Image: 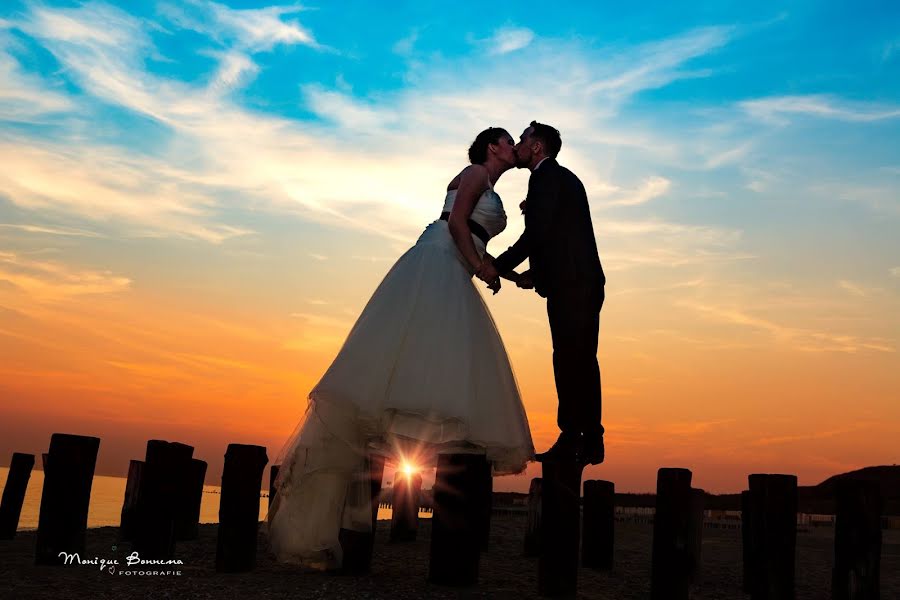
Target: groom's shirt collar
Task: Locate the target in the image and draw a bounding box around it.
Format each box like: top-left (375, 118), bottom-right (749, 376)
top-left (532, 157), bottom-right (549, 172)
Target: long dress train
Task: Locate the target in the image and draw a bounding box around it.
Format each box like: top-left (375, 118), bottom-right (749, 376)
top-left (267, 183), bottom-right (534, 568)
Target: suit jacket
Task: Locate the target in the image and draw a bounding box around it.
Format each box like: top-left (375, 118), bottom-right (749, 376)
top-left (493, 158), bottom-right (605, 298)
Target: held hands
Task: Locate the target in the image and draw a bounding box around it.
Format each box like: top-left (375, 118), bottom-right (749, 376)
top-left (475, 257), bottom-right (501, 295)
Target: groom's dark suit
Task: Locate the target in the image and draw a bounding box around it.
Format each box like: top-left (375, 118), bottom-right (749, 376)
top-left (492, 158), bottom-right (605, 440)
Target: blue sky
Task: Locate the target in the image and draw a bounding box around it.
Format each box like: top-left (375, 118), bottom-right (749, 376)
top-left (1, 1), bottom-right (899, 490)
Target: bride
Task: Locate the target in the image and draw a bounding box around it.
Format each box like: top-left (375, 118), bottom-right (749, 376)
top-left (267, 127), bottom-right (535, 569)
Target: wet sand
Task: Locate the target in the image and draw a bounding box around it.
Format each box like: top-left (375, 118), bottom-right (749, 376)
top-left (1, 515), bottom-right (897, 599)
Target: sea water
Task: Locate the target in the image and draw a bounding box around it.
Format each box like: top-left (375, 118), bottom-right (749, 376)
top-left (0, 467), bottom-right (425, 530)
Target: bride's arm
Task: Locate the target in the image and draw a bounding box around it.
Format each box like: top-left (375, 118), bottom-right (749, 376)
top-left (447, 165), bottom-right (491, 273)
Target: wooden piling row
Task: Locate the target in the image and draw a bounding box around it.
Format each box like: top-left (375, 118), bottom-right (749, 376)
top-left (0, 452), bottom-right (35, 539)
top-left (34, 434), bottom-right (101, 565)
top-left (390, 470), bottom-right (422, 542)
top-left (746, 473), bottom-right (798, 600)
top-left (339, 454), bottom-right (385, 575)
top-left (582, 479), bottom-right (614, 570)
top-left (832, 480), bottom-right (881, 600)
top-left (524, 477), bottom-right (542, 557)
top-left (132, 440), bottom-right (194, 560)
top-left (4, 433), bottom-right (886, 596)
top-left (538, 459), bottom-right (585, 597)
top-left (215, 443), bottom-right (268, 573)
top-left (428, 453), bottom-right (489, 586)
top-left (650, 467), bottom-right (693, 600)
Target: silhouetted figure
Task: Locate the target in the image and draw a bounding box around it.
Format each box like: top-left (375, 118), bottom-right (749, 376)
top-left (484, 121), bottom-right (606, 464)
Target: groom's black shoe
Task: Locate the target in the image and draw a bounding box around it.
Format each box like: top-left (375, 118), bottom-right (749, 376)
top-left (580, 433), bottom-right (605, 465)
top-left (534, 431), bottom-right (581, 463)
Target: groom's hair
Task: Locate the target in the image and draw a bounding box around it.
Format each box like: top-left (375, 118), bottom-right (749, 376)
top-left (529, 121), bottom-right (561, 159)
top-left (468, 127), bottom-right (509, 164)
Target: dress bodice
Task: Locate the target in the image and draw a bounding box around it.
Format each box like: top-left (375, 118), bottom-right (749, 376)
top-left (441, 188), bottom-right (507, 241)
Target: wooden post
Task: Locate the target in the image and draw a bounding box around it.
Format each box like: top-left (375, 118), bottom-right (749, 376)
top-left (687, 487), bottom-right (705, 584)
top-left (524, 477), bottom-right (542, 557)
top-left (339, 453), bottom-right (386, 575)
top-left (215, 443), bottom-right (268, 573)
top-left (742, 490), bottom-right (754, 593)
top-left (118, 459), bottom-right (144, 541)
top-left (538, 459), bottom-right (585, 597)
top-left (747, 473), bottom-right (797, 600)
top-left (582, 479), bottom-right (614, 570)
top-left (34, 434), bottom-right (101, 565)
top-left (177, 458), bottom-right (206, 541)
top-left (478, 458), bottom-right (493, 552)
top-left (0, 452), bottom-right (35, 539)
top-left (650, 467), bottom-right (693, 600)
top-left (133, 440), bottom-right (193, 559)
top-left (390, 470), bottom-right (422, 542)
top-left (170, 443), bottom-right (196, 541)
top-left (268, 465), bottom-right (280, 510)
top-left (428, 453), bottom-right (486, 586)
top-left (832, 479), bottom-right (881, 600)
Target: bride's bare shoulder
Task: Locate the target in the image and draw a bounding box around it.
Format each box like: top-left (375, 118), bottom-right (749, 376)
top-left (447, 164), bottom-right (489, 192)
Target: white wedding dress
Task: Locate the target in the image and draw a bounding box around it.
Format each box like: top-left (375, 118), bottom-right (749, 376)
top-left (267, 180), bottom-right (534, 569)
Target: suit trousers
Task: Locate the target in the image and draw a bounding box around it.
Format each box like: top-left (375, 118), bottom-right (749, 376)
top-left (546, 285), bottom-right (604, 437)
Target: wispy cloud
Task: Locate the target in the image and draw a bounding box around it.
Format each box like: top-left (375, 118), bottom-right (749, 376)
top-left (0, 223), bottom-right (102, 238)
top-left (890, 267), bottom-right (900, 278)
top-left (392, 28), bottom-right (418, 56)
top-left (603, 176), bottom-right (671, 207)
top-left (741, 94), bottom-right (900, 124)
top-left (586, 26), bottom-right (733, 101)
top-left (0, 29), bottom-right (73, 121)
top-left (0, 250), bottom-right (131, 301)
top-left (487, 26), bottom-right (534, 55)
top-left (751, 427), bottom-right (858, 447)
top-left (157, 0), bottom-right (320, 52)
top-left (0, 139), bottom-right (255, 243)
top-left (683, 301), bottom-right (896, 353)
top-left (3, 2), bottom-right (745, 248)
top-left (837, 279), bottom-right (876, 297)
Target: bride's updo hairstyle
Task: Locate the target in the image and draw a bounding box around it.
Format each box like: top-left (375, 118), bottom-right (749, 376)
top-left (468, 127), bottom-right (509, 165)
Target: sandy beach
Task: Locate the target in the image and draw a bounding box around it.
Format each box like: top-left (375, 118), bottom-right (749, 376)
top-left (2, 514), bottom-right (898, 599)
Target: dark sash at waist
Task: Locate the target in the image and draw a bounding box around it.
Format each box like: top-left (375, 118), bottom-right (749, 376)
top-left (439, 212), bottom-right (489, 245)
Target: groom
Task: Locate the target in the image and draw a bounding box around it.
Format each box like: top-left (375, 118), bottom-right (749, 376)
top-left (477, 121), bottom-right (606, 465)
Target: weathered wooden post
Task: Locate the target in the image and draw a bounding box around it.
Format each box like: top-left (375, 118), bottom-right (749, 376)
top-left (650, 467), bottom-right (693, 600)
top-left (429, 453), bottom-right (487, 586)
top-left (687, 487), bottom-right (705, 584)
top-left (390, 470), bottom-right (422, 542)
top-left (582, 479), bottom-right (614, 570)
top-left (832, 479), bottom-right (881, 600)
top-left (742, 490), bottom-right (754, 592)
top-left (215, 443), bottom-right (268, 572)
top-left (747, 473), bottom-right (797, 600)
top-left (478, 459), bottom-right (493, 552)
top-left (524, 477), bottom-right (542, 556)
top-left (268, 465), bottom-right (280, 510)
top-left (34, 434), bottom-right (101, 565)
top-left (339, 454), bottom-right (386, 574)
top-left (538, 459), bottom-right (585, 597)
top-left (177, 458), bottom-right (207, 541)
top-left (0, 452), bottom-right (35, 539)
top-left (170, 444), bottom-right (198, 541)
top-left (133, 440), bottom-right (193, 559)
top-left (118, 459), bottom-right (144, 541)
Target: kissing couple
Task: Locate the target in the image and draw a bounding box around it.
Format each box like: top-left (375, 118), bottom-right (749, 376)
top-left (267, 121), bottom-right (606, 570)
